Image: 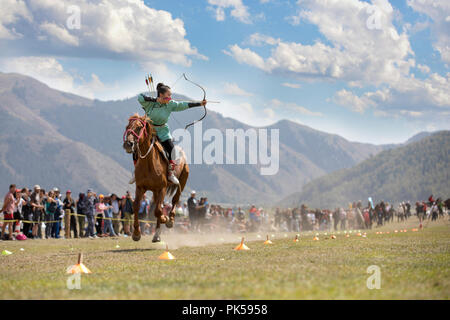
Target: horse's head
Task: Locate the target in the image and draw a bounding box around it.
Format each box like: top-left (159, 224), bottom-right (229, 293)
top-left (123, 114), bottom-right (153, 154)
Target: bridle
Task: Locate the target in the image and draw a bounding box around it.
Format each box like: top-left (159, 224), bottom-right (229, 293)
top-left (123, 117), bottom-right (155, 158)
top-left (123, 117), bottom-right (148, 143)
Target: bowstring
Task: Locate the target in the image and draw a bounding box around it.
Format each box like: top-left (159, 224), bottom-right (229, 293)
top-left (169, 74), bottom-right (187, 131)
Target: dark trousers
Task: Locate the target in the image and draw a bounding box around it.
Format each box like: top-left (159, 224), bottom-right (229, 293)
top-left (334, 218), bottom-right (339, 231)
top-left (161, 139), bottom-right (174, 161)
top-left (95, 214), bottom-right (103, 235)
top-left (23, 214), bottom-right (32, 236)
top-left (70, 215), bottom-right (78, 237)
top-left (78, 215), bottom-right (85, 237)
top-left (52, 219), bottom-right (61, 238)
top-left (190, 213), bottom-right (198, 230)
top-left (86, 215), bottom-right (95, 237)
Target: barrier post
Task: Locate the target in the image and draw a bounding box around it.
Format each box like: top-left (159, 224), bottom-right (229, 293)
top-left (65, 210), bottom-right (71, 238)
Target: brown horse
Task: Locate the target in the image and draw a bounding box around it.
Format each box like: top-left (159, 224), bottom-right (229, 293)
top-left (122, 114), bottom-right (189, 242)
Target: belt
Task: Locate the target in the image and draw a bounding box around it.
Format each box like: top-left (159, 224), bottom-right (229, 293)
top-left (147, 120), bottom-right (166, 127)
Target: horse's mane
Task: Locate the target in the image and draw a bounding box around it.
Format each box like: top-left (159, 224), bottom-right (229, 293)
top-left (128, 113), bottom-right (150, 123)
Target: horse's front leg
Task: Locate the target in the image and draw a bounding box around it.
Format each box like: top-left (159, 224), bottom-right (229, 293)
top-left (132, 187), bottom-right (145, 241)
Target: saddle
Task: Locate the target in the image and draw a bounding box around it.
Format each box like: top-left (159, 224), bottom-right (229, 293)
top-left (153, 137), bottom-right (184, 168)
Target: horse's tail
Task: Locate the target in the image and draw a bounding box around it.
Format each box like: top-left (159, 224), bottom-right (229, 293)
top-left (167, 184), bottom-right (179, 198)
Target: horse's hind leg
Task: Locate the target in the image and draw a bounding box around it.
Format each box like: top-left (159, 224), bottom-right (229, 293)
top-left (167, 164), bottom-right (189, 229)
top-left (153, 220), bottom-right (162, 243)
top-left (152, 189), bottom-right (166, 243)
top-left (132, 187), bottom-right (145, 241)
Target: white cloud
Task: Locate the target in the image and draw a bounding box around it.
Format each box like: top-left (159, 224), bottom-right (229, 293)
top-left (286, 13), bottom-right (301, 26)
top-left (239, 102), bottom-right (253, 114)
top-left (246, 33), bottom-right (280, 46)
top-left (40, 22), bottom-right (79, 46)
top-left (270, 98), bottom-right (322, 116)
top-left (207, 0), bottom-right (251, 24)
top-left (225, 0), bottom-right (450, 121)
top-left (223, 82), bottom-right (253, 96)
top-left (399, 110), bottom-right (423, 117)
top-left (334, 72), bottom-right (450, 117)
top-left (0, 0), bottom-right (205, 67)
top-left (333, 89), bottom-right (374, 113)
top-left (223, 44), bottom-right (266, 69)
top-left (407, 0), bottom-right (450, 63)
top-left (0, 0), bottom-right (32, 39)
top-left (281, 82), bottom-right (301, 89)
top-left (226, 1), bottom-right (414, 87)
top-left (417, 64), bottom-right (430, 74)
top-left (263, 108), bottom-right (275, 119)
top-left (0, 56), bottom-right (114, 99)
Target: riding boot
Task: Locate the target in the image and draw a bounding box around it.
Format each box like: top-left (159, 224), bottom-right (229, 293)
top-left (129, 170), bottom-right (135, 184)
top-left (168, 160), bottom-right (179, 185)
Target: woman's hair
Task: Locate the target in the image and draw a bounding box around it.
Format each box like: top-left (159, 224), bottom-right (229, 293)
top-left (157, 83), bottom-right (171, 97)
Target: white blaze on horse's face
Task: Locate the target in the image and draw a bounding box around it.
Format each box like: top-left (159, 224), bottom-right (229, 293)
top-left (123, 127), bottom-right (138, 153)
top-left (128, 133), bottom-right (136, 153)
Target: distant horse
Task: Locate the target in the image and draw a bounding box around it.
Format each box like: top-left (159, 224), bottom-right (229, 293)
top-left (122, 114), bottom-right (189, 242)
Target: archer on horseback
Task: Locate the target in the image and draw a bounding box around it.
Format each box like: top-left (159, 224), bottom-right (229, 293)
top-left (129, 82), bottom-right (207, 185)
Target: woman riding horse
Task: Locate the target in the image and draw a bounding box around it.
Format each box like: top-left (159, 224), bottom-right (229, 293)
top-left (129, 83), bottom-right (207, 184)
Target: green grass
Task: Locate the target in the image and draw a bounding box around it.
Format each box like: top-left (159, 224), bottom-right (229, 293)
top-left (1, 217), bottom-right (449, 299)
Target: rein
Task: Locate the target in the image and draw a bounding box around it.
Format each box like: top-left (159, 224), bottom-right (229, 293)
top-left (138, 136), bottom-right (156, 159)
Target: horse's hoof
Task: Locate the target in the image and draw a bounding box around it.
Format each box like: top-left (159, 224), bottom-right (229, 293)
top-left (132, 232), bottom-right (141, 242)
top-left (166, 220), bottom-right (173, 228)
top-left (159, 215), bottom-right (167, 223)
top-left (152, 236), bottom-right (161, 243)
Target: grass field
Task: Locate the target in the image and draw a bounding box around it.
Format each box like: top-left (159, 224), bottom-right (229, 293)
top-left (1, 217), bottom-right (449, 299)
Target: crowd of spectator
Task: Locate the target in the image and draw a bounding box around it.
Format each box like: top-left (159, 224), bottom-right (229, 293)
top-left (1, 183), bottom-right (448, 241)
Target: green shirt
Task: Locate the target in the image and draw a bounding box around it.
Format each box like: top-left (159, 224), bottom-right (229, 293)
top-left (138, 94), bottom-right (189, 142)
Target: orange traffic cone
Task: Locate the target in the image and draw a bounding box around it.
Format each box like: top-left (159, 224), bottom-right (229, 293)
top-left (331, 235), bottom-right (336, 239)
top-left (66, 253), bottom-right (92, 274)
top-left (313, 236), bottom-right (319, 241)
top-left (264, 235), bottom-right (272, 245)
top-left (158, 245), bottom-right (176, 260)
top-left (234, 237), bottom-right (250, 250)
top-left (293, 235), bottom-right (299, 242)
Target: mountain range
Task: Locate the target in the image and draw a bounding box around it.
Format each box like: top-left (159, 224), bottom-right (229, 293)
top-left (0, 72), bottom-right (437, 205)
top-left (278, 131), bottom-right (450, 208)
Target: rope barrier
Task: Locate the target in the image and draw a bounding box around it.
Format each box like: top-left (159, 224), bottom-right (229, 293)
top-left (0, 212), bottom-right (157, 224)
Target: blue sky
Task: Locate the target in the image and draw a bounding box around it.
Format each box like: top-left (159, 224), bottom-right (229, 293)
top-left (0, 0), bottom-right (449, 144)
